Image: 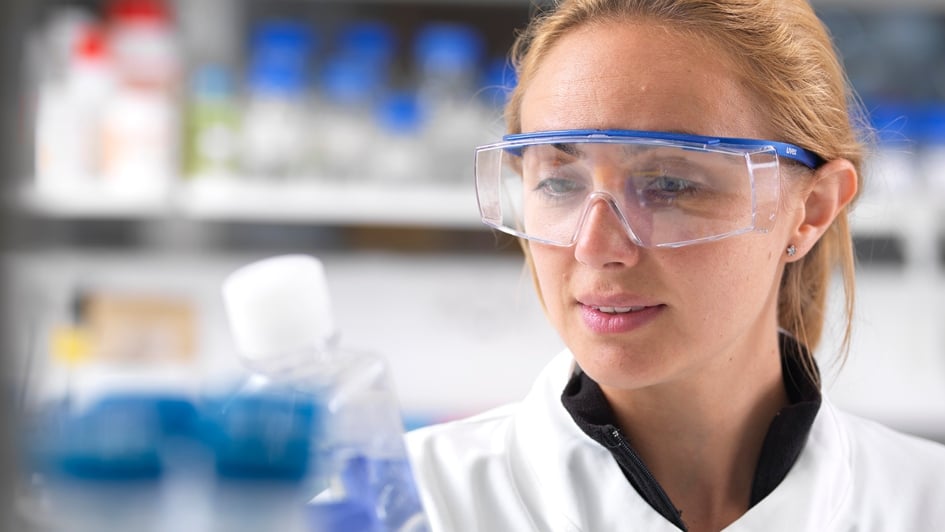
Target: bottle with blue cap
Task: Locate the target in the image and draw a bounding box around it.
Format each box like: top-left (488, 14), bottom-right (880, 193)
top-left (909, 101), bottom-right (945, 272)
top-left (336, 20), bottom-right (397, 77)
top-left (412, 22), bottom-right (488, 183)
top-left (221, 255), bottom-right (430, 532)
top-left (309, 20), bottom-right (396, 182)
top-left (369, 90), bottom-right (430, 184)
top-left (916, 101), bottom-right (945, 196)
top-left (312, 57), bottom-right (382, 181)
top-left (864, 100), bottom-right (918, 200)
top-left (240, 20), bottom-right (316, 179)
top-left (478, 57), bottom-right (517, 140)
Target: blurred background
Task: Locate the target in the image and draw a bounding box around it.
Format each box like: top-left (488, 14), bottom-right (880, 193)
top-left (1, 0), bottom-right (945, 529)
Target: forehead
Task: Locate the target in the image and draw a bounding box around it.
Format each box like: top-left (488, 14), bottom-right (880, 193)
top-left (522, 142), bottom-right (709, 160)
top-left (519, 20), bottom-right (766, 139)
top-left (518, 142), bottom-right (747, 176)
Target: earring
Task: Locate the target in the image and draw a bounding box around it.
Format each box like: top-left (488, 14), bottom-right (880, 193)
top-left (786, 244), bottom-right (797, 257)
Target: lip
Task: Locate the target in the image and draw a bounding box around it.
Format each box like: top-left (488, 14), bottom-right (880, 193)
top-left (577, 296), bottom-right (665, 334)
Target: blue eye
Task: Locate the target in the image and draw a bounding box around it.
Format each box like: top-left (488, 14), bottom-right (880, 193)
top-left (636, 175), bottom-right (701, 205)
top-left (534, 177), bottom-right (586, 197)
top-left (649, 176), bottom-right (694, 194)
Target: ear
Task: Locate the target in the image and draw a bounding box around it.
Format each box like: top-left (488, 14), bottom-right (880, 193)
top-left (788, 158), bottom-right (858, 260)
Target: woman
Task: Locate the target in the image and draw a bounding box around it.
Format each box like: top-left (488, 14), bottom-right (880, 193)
top-left (406, 1), bottom-right (945, 530)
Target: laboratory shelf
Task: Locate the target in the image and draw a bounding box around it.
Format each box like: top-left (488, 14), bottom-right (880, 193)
top-left (16, 179), bottom-right (484, 228)
top-left (179, 179), bottom-right (481, 227)
top-left (17, 184), bottom-right (170, 219)
top-left (19, 178), bottom-right (943, 232)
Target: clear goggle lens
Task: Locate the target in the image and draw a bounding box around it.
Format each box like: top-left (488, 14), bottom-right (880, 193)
top-left (474, 131), bottom-right (804, 248)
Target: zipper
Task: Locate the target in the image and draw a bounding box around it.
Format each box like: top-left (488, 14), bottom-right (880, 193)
top-left (605, 425), bottom-right (687, 530)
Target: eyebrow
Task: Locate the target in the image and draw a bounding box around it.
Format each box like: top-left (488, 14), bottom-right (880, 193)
top-left (551, 142), bottom-right (581, 157)
top-left (661, 128), bottom-right (706, 137)
top-left (549, 142), bottom-right (681, 162)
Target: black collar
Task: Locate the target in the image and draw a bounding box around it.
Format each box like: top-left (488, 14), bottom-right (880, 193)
top-left (560, 333), bottom-right (821, 531)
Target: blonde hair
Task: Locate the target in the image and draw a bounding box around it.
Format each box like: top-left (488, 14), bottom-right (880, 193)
top-left (505, 0), bottom-right (867, 383)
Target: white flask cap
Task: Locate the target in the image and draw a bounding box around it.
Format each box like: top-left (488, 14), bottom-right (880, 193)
top-left (222, 254), bottom-right (335, 361)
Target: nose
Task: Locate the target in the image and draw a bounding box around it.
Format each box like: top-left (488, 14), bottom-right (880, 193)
top-left (573, 195), bottom-right (642, 269)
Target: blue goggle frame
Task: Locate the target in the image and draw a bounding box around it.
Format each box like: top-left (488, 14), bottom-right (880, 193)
top-left (496, 129), bottom-right (824, 169)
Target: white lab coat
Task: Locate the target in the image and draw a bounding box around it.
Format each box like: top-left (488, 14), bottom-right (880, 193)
top-left (406, 349), bottom-right (945, 531)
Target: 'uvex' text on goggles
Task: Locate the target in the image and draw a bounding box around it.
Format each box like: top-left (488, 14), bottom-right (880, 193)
top-left (474, 129), bottom-right (824, 248)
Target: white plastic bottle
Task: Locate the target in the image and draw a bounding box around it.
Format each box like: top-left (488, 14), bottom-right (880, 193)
top-left (34, 23), bottom-right (115, 194)
top-left (100, 0), bottom-right (181, 198)
top-left (221, 255), bottom-right (430, 532)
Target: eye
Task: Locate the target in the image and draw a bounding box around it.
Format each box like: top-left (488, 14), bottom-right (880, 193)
top-left (634, 174), bottom-right (702, 205)
top-left (647, 176), bottom-right (696, 195)
top-left (534, 177), bottom-right (587, 197)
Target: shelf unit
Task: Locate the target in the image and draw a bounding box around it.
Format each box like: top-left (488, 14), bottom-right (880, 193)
top-left (15, 0), bottom-right (945, 241)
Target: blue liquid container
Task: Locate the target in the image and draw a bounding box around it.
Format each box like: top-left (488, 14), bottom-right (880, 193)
top-left (199, 380), bottom-right (318, 532)
top-left (222, 255), bottom-right (430, 532)
top-left (21, 393), bottom-right (199, 531)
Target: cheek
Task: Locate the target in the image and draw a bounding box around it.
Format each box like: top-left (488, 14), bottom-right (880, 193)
top-left (671, 238), bottom-right (783, 326)
top-left (529, 245), bottom-right (572, 324)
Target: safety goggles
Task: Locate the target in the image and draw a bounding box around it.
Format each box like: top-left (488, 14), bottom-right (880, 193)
top-left (474, 129), bottom-right (823, 248)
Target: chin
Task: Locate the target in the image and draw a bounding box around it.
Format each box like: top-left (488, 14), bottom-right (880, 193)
top-left (571, 338), bottom-right (677, 390)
